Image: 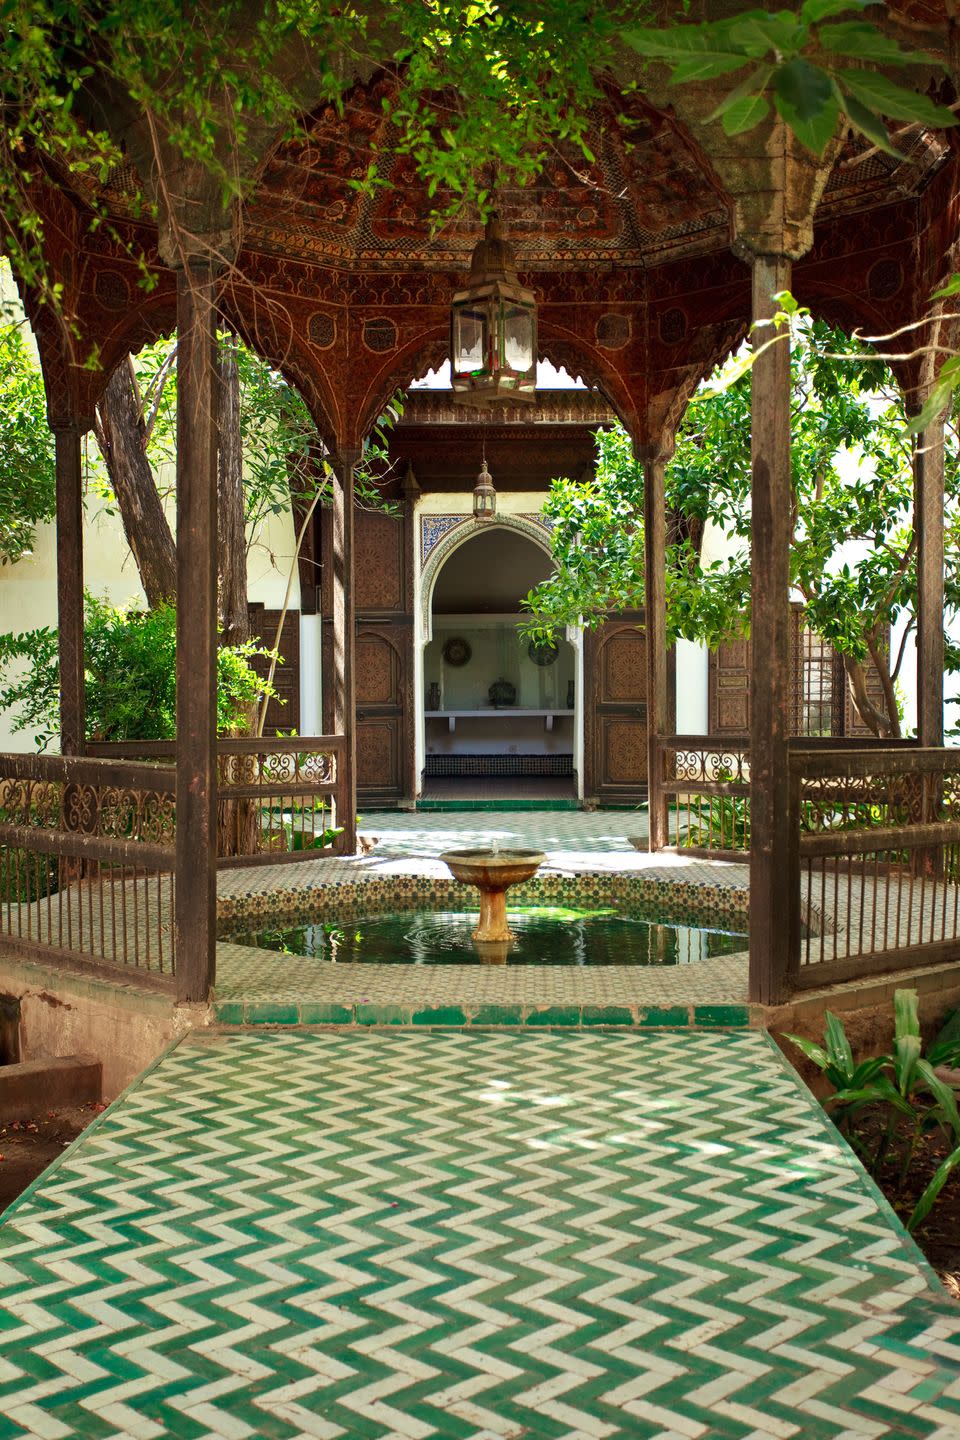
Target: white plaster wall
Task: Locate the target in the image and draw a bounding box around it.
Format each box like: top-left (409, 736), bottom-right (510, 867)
top-left (675, 639), bottom-right (709, 735)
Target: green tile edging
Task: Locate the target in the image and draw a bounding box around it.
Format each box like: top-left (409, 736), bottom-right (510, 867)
top-left (213, 997), bottom-right (752, 1029)
top-left (760, 1030), bottom-right (949, 1295)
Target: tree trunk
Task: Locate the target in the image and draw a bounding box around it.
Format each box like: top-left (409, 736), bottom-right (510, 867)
top-left (218, 340), bottom-right (249, 645)
top-left (843, 653), bottom-right (901, 738)
top-left (96, 358), bottom-right (177, 608)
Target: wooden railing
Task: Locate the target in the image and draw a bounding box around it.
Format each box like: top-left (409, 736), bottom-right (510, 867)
top-left (788, 747), bottom-right (960, 990)
top-left (88, 736), bottom-right (349, 864)
top-left (0, 753), bottom-right (176, 984)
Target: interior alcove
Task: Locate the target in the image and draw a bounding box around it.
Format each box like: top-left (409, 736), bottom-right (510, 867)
top-left (421, 526), bottom-right (577, 797)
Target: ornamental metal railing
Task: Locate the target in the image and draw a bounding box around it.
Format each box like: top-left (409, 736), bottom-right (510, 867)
top-left (787, 746), bottom-right (960, 990)
top-left (0, 753), bottom-right (176, 983)
top-left (88, 736), bottom-right (348, 864)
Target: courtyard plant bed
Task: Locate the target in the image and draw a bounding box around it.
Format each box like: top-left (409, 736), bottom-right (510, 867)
top-left (0, 1103), bottom-right (103, 1214)
top-left (786, 991), bottom-right (960, 1302)
top-left (857, 1108), bottom-right (960, 1301)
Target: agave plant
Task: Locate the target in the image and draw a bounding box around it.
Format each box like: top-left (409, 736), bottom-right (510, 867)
top-left (784, 990), bottom-right (960, 1232)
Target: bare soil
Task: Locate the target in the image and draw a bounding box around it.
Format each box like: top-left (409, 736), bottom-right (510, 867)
top-left (0, 1104), bottom-right (104, 1214)
top-left (848, 1110), bottom-right (960, 1303)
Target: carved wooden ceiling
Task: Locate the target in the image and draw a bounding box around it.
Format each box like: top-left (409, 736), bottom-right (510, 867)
top-left (62, 75), bottom-right (951, 275)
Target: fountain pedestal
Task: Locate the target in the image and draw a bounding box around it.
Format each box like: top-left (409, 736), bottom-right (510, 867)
top-left (439, 849), bottom-right (546, 945)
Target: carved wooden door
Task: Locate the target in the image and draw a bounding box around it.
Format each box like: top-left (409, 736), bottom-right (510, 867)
top-left (585, 616), bottom-right (648, 803)
top-left (320, 508), bottom-right (413, 807)
top-left (708, 635), bottom-right (750, 736)
top-left (355, 625), bottom-right (408, 804)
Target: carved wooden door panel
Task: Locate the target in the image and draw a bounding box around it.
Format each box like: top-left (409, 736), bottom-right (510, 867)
top-left (321, 505), bottom-right (414, 807)
top-left (355, 626), bottom-right (408, 805)
top-left (708, 635), bottom-right (750, 736)
top-left (585, 616), bottom-right (648, 803)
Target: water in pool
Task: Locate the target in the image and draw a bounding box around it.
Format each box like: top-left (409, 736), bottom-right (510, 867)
top-left (222, 905), bottom-right (748, 967)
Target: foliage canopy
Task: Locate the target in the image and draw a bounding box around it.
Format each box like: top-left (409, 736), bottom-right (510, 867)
top-left (523, 320), bottom-right (960, 737)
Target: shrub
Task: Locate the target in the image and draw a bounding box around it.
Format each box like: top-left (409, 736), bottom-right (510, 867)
top-left (0, 596), bottom-right (277, 748)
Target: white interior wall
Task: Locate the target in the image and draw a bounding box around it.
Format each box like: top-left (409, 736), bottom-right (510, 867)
top-left (675, 638), bottom-right (709, 734)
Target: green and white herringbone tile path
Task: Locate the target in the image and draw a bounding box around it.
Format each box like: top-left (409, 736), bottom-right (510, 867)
top-left (1, 1030), bottom-right (959, 1440)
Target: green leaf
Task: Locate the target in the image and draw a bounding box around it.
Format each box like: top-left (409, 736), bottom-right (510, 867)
top-left (907, 1143), bottom-right (960, 1231)
top-left (729, 13), bottom-right (804, 56)
top-left (670, 54), bottom-right (755, 84)
top-left (782, 1032), bottom-right (831, 1070)
top-left (720, 92), bottom-right (771, 135)
top-left (840, 91), bottom-right (902, 158)
top-left (824, 1010), bottom-right (855, 1079)
top-left (819, 21), bottom-right (936, 66)
top-left (621, 24), bottom-right (749, 61)
top-left (707, 64), bottom-right (775, 124)
top-left (932, 275), bottom-right (960, 301)
top-left (773, 59), bottom-right (840, 154)
top-left (775, 56), bottom-right (835, 120)
top-left (837, 70), bottom-right (960, 128)
top-left (894, 988), bottom-right (921, 1041)
top-left (916, 1058), bottom-right (960, 1138)
top-left (800, 0), bottom-right (867, 23)
top-left (904, 356), bottom-right (960, 433)
top-left (775, 87), bottom-right (840, 155)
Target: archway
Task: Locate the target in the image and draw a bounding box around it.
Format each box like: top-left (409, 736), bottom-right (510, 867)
top-left (420, 525), bottom-right (579, 802)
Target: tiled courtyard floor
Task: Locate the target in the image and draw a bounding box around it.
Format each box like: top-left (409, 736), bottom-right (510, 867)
top-left (2, 1027), bottom-right (959, 1440)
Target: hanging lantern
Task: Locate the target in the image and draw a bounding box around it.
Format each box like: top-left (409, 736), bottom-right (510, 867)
top-left (451, 213), bottom-right (537, 408)
top-left (473, 458), bottom-right (497, 521)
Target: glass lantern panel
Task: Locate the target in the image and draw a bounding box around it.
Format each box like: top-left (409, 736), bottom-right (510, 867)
top-left (452, 306), bottom-right (488, 375)
top-left (502, 304), bottom-right (534, 373)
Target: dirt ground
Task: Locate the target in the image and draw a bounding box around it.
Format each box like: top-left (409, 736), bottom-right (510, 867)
top-left (850, 1110), bottom-right (960, 1302)
top-left (0, 1104), bottom-right (103, 1213)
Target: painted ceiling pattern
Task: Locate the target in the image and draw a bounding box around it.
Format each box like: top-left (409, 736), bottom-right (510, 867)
top-left (62, 75), bottom-right (949, 275)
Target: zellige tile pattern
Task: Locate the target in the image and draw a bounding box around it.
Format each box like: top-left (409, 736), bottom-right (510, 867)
top-left (1, 1028), bottom-right (959, 1440)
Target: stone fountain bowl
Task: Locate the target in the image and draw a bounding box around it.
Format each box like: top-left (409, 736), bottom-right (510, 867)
top-left (440, 848), bottom-right (546, 890)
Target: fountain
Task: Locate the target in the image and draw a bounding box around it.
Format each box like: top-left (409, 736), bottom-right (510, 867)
top-left (439, 847), bottom-right (546, 948)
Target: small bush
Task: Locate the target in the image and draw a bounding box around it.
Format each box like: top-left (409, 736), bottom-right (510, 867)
top-left (0, 596), bottom-right (277, 747)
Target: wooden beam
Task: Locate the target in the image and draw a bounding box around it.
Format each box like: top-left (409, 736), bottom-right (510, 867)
top-left (643, 450), bottom-right (668, 850)
top-left (915, 414), bottom-right (945, 748)
top-left (173, 262), bottom-right (219, 1005)
top-left (54, 424), bottom-right (85, 756)
top-left (332, 449), bottom-right (359, 856)
top-left (748, 255), bottom-right (796, 1006)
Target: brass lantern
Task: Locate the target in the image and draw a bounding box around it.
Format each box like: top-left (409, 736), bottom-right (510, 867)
top-left (473, 458), bottom-right (497, 521)
top-left (451, 213), bottom-right (537, 407)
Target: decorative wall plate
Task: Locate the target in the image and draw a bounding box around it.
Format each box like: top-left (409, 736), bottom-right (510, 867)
top-left (528, 638), bottom-right (560, 667)
top-left (442, 636), bottom-right (472, 667)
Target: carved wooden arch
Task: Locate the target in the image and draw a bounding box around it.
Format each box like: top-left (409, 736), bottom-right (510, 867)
top-left (74, 282), bottom-right (341, 456)
top-left (354, 321), bottom-right (642, 446)
top-left (419, 513), bottom-right (554, 639)
top-left (353, 331), bottom-right (449, 445)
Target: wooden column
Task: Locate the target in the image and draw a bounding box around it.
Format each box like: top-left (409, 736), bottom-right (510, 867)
top-left (173, 262), bottom-right (220, 1004)
top-left (748, 254), bottom-right (795, 1005)
top-left (332, 449), bottom-right (359, 856)
top-left (642, 448), bottom-right (669, 850)
top-left (915, 413), bottom-right (945, 748)
top-left (53, 423), bottom-right (85, 756)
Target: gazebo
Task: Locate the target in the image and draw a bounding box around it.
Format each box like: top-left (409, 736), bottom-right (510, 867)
top-left (2, 4), bottom-right (958, 1009)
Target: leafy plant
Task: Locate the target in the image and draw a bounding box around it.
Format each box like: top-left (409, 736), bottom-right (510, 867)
top-left (0, 596), bottom-right (277, 748)
top-left (784, 990), bottom-right (960, 1231)
top-left (0, 277), bottom-right (55, 564)
top-left (523, 319), bottom-right (960, 739)
top-left (624, 3), bottom-right (957, 157)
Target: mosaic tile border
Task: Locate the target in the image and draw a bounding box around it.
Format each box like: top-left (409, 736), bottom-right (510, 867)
top-left (217, 870), bottom-right (750, 931)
